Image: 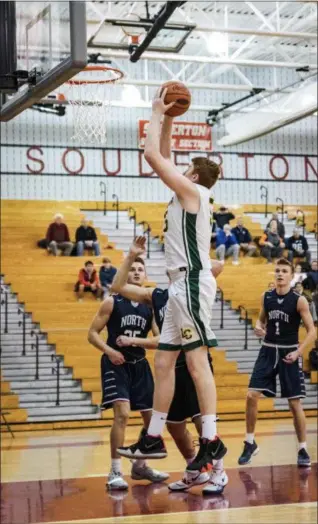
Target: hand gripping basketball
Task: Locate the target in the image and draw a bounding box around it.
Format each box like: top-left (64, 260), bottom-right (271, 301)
top-left (152, 87), bottom-right (176, 116)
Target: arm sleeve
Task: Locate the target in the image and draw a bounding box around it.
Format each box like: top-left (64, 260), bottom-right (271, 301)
top-left (64, 225), bottom-right (70, 242)
top-left (259, 233), bottom-right (267, 246)
top-left (246, 229), bottom-right (252, 243)
top-left (92, 228), bottom-right (97, 241)
top-left (46, 224), bottom-right (53, 242)
top-left (79, 269), bottom-right (90, 286)
top-left (303, 237), bottom-right (309, 251)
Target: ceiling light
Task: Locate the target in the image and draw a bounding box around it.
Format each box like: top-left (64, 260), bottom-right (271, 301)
top-left (205, 32), bottom-right (229, 56)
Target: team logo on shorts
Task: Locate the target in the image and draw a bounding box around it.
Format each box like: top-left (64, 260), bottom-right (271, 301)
top-left (181, 327), bottom-right (193, 340)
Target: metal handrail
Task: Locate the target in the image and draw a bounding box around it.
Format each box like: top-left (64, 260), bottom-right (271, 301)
top-left (112, 193), bottom-right (119, 229)
top-left (1, 287), bottom-right (8, 334)
top-left (260, 186), bottom-right (268, 218)
top-left (100, 181), bottom-right (107, 216)
top-left (238, 305), bottom-right (249, 350)
top-left (51, 355), bottom-right (63, 406)
top-left (296, 209), bottom-right (306, 237)
top-left (276, 197), bottom-right (284, 224)
top-left (216, 288), bottom-right (224, 329)
top-left (128, 207), bottom-right (137, 239)
top-left (140, 221), bottom-right (151, 259)
top-left (31, 330), bottom-right (45, 380)
top-left (18, 308), bottom-right (28, 356)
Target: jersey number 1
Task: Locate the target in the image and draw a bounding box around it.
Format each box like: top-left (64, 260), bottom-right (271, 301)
top-left (275, 322), bottom-right (280, 336)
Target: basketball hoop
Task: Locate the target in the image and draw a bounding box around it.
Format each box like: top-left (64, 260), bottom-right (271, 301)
top-left (62, 65), bottom-right (124, 144)
top-left (120, 13), bottom-right (145, 50)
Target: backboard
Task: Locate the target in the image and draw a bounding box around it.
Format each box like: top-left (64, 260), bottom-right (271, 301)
top-left (0, 1), bottom-right (87, 122)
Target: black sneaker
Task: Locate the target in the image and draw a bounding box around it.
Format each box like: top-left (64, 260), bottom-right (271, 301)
top-left (186, 437), bottom-right (227, 473)
top-left (117, 433), bottom-right (167, 459)
top-left (238, 441), bottom-right (259, 465)
top-left (297, 448), bottom-right (311, 468)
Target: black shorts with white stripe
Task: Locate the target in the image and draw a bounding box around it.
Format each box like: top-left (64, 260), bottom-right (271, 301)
top-left (100, 354), bottom-right (154, 411)
top-left (249, 344), bottom-right (306, 399)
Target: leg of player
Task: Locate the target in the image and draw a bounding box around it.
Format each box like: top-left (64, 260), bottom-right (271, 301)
top-left (238, 390), bottom-right (261, 465)
top-left (107, 401), bottom-right (130, 490)
top-left (130, 410), bottom-right (170, 483)
top-left (193, 416), bottom-right (228, 495)
top-left (167, 421), bottom-right (210, 491)
top-left (117, 350), bottom-right (180, 459)
top-left (288, 398), bottom-right (311, 467)
top-left (184, 347), bottom-right (227, 472)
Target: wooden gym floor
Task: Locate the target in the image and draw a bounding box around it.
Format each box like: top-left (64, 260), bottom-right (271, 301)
top-left (1, 418), bottom-right (317, 524)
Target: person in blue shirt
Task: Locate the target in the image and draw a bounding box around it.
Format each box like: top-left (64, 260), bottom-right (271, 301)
top-left (231, 216), bottom-right (257, 257)
top-left (99, 257), bottom-right (117, 297)
top-left (216, 224), bottom-right (240, 265)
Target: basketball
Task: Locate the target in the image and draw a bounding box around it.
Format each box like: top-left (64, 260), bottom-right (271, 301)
top-left (160, 81), bottom-right (191, 117)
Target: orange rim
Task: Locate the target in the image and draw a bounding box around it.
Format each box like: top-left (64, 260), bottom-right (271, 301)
top-left (66, 65), bottom-right (124, 85)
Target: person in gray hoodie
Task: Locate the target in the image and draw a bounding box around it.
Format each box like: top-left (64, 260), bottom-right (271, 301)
top-left (260, 221), bottom-right (285, 263)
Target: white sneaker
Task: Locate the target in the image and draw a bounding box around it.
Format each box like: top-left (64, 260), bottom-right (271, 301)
top-left (232, 260), bottom-right (240, 265)
top-left (202, 470), bottom-right (228, 495)
top-left (131, 462), bottom-right (169, 483)
top-left (106, 470), bottom-right (129, 490)
top-left (168, 470), bottom-right (209, 491)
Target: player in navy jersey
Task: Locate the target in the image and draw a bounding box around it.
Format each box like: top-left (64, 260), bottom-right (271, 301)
top-left (88, 256), bottom-right (169, 490)
top-left (238, 258), bottom-right (316, 468)
top-left (112, 237), bottom-right (228, 495)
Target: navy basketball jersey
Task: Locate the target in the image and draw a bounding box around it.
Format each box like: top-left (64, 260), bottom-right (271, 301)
top-left (107, 295), bottom-right (153, 361)
top-left (152, 287), bottom-right (186, 367)
top-left (263, 289), bottom-right (301, 346)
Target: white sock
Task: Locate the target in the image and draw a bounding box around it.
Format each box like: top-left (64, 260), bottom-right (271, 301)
top-left (298, 442), bottom-right (307, 450)
top-left (186, 456), bottom-right (195, 466)
top-left (135, 459), bottom-right (146, 468)
top-left (201, 414), bottom-right (217, 440)
top-left (111, 458), bottom-right (121, 473)
top-left (147, 410), bottom-right (167, 437)
top-left (213, 459), bottom-right (224, 472)
top-left (245, 433), bottom-right (254, 444)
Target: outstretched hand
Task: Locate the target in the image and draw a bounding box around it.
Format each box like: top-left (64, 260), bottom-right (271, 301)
top-left (152, 87), bottom-right (175, 115)
top-left (129, 236), bottom-right (146, 258)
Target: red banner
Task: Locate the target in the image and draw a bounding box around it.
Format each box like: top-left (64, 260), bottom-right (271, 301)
top-left (138, 120), bottom-right (212, 151)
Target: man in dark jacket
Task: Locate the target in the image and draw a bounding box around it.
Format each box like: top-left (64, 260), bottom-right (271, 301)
top-left (231, 216), bottom-right (257, 257)
top-left (213, 206), bottom-right (235, 230)
top-left (75, 219), bottom-right (100, 256)
top-left (46, 214), bottom-right (73, 256)
top-left (287, 228), bottom-right (311, 264)
top-left (266, 213), bottom-right (285, 239)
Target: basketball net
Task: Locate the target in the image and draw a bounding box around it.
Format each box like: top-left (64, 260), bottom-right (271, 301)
top-left (61, 65), bottom-right (124, 144)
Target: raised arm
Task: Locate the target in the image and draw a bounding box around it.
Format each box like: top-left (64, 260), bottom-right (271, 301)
top-left (160, 115), bottom-right (173, 160)
top-left (87, 297), bottom-right (125, 365)
top-left (144, 89), bottom-right (199, 211)
top-left (111, 237), bottom-right (153, 306)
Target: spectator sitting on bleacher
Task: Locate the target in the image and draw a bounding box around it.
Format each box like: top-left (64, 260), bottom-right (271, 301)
top-left (287, 228), bottom-right (311, 265)
top-left (303, 260), bottom-right (318, 292)
top-left (216, 224), bottom-right (240, 265)
top-left (231, 216), bottom-right (257, 257)
top-left (268, 282), bottom-right (275, 291)
top-left (99, 257), bottom-right (117, 298)
top-left (213, 206), bottom-right (235, 230)
top-left (75, 260), bottom-right (102, 302)
top-left (75, 219), bottom-right (100, 257)
top-left (296, 210), bottom-right (305, 228)
top-left (259, 221), bottom-right (285, 264)
top-left (290, 263), bottom-right (307, 288)
top-left (266, 213), bottom-right (285, 239)
top-left (46, 213), bottom-right (73, 256)
top-left (294, 282), bottom-right (317, 323)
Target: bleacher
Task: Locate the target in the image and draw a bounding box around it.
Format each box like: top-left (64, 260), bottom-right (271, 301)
top-left (1, 200), bottom-right (317, 431)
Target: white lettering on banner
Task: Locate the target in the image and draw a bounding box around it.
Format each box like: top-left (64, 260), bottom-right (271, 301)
top-left (138, 120), bottom-right (212, 151)
top-left (1, 145), bottom-right (317, 181)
